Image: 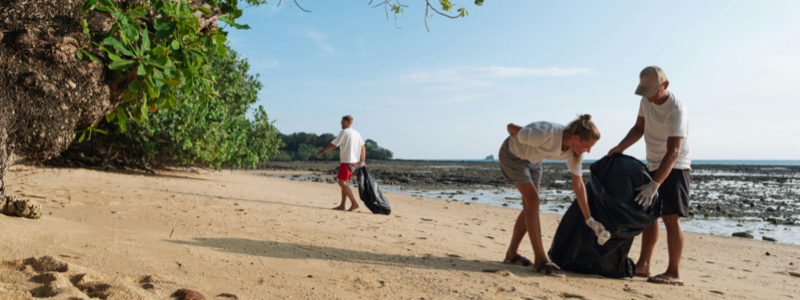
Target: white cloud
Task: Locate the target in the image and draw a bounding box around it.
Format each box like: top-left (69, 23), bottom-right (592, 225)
top-left (302, 30), bottom-right (334, 54)
top-left (399, 66), bottom-right (594, 90)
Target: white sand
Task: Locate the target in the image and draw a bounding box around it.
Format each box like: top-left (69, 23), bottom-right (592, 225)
top-left (1, 166), bottom-right (798, 299)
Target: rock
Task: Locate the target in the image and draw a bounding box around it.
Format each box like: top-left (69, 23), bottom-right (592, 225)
top-left (471, 197), bottom-right (478, 201)
top-left (176, 289), bottom-right (207, 300)
top-left (762, 236), bottom-right (777, 242)
top-left (732, 232), bottom-right (753, 238)
top-left (2, 195), bottom-right (42, 219)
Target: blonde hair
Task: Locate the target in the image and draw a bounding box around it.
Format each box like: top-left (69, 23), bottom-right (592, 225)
top-left (564, 114), bottom-right (600, 141)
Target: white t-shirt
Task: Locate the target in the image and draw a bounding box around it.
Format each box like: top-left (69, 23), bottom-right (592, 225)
top-left (508, 121), bottom-right (583, 176)
top-left (331, 128), bottom-right (365, 164)
top-left (638, 92), bottom-right (691, 171)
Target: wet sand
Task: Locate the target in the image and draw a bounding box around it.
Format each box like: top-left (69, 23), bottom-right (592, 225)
top-left (0, 165), bottom-right (799, 299)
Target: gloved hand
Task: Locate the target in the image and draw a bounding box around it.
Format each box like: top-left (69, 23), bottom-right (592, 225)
top-left (585, 216), bottom-right (607, 237)
top-left (635, 181), bottom-right (660, 208)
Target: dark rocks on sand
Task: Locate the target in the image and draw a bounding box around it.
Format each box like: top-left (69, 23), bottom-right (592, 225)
top-left (732, 232), bottom-right (754, 238)
top-left (176, 289), bottom-right (207, 300)
top-left (762, 236), bottom-right (777, 242)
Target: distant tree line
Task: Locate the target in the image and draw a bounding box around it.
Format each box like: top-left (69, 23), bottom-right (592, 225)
top-left (272, 132), bottom-right (393, 161)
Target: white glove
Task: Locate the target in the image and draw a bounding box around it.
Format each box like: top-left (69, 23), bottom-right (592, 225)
top-left (585, 217), bottom-right (607, 237)
top-left (586, 216), bottom-right (611, 245)
top-left (635, 181), bottom-right (660, 208)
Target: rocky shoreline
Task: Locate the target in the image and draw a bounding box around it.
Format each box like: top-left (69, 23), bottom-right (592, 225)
top-left (258, 160), bottom-right (800, 226)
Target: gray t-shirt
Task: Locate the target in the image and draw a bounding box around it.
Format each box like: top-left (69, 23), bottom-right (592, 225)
top-left (508, 121), bottom-right (583, 176)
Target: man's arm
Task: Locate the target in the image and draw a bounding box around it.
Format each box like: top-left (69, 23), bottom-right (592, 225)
top-left (316, 144), bottom-right (337, 158)
top-left (607, 116), bottom-right (645, 156)
top-left (359, 145), bottom-right (366, 167)
top-left (651, 136), bottom-right (682, 184)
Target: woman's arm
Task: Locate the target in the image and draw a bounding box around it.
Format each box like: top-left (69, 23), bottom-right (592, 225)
top-left (507, 123), bottom-right (522, 135)
top-left (571, 173), bottom-right (591, 220)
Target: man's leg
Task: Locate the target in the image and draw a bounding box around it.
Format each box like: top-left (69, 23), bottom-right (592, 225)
top-left (635, 219), bottom-right (660, 277)
top-left (333, 186), bottom-right (346, 210)
top-left (660, 214), bottom-right (683, 280)
top-left (338, 179), bottom-right (359, 211)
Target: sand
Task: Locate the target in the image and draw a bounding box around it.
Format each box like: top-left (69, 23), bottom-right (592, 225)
top-left (0, 166), bottom-right (798, 299)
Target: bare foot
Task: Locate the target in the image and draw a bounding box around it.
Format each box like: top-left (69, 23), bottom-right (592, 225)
top-left (634, 263), bottom-right (650, 277)
top-left (332, 205), bottom-right (345, 210)
top-left (347, 205), bottom-right (360, 212)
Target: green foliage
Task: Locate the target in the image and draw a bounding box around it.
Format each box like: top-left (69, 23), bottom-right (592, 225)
top-left (81, 45), bottom-right (281, 169)
top-left (274, 132), bottom-right (392, 161)
top-left (365, 139), bottom-right (393, 160)
top-left (78, 0), bottom-right (265, 135)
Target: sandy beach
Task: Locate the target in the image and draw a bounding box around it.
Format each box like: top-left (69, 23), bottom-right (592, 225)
top-left (1, 165), bottom-right (799, 299)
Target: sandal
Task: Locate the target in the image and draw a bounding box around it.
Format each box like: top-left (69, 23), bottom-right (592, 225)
top-left (535, 261), bottom-right (566, 277)
top-left (647, 273), bottom-right (684, 286)
top-left (502, 254), bottom-right (532, 267)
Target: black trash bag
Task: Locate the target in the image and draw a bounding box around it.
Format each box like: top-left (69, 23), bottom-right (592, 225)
top-left (548, 153), bottom-right (660, 278)
top-left (356, 166), bottom-right (391, 215)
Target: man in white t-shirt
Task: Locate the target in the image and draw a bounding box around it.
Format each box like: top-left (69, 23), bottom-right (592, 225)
top-left (608, 66), bottom-right (691, 286)
top-left (317, 115), bottom-right (366, 211)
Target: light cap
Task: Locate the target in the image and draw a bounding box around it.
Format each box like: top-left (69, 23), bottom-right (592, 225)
top-left (634, 66), bottom-right (668, 97)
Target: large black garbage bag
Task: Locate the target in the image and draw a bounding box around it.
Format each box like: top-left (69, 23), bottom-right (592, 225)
top-left (356, 166), bottom-right (391, 215)
top-left (548, 154), bottom-right (660, 278)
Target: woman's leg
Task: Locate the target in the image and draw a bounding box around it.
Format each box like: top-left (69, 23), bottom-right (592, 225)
top-left (514, 182), bottom-right (551, 266)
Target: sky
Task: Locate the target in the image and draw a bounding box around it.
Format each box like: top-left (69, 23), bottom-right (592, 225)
top-left (225, 0), bottom-right (800, 160)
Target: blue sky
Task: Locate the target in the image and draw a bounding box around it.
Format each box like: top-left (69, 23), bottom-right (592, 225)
top-left (226, 1), bottom-right (800, 160)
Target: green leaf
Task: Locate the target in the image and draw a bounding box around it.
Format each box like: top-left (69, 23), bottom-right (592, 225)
top-left (76, 51), bottom-right (83, 60)
top-left (218, 16), bottom-right (251, 30)
top-left (117, 108), bottom-right (128, 132)
top-left (109, 59), bottom-right (136, 70)
top-left (140, 101), bottom-right (148, 117)
top-left (156, 78), bottom-right (181, 86)
top-left (94, 5), bottom-right (111, 12)
top-left (96, 44), bottom-right (122, 61)
top-left (78, 131), bottom-right (86, 142)
top-left (198, 7), bottom-right (212, 14)
top-left (120, 18), bottom-right (138, 42)
top-left (103, 37), bottom-right (134, 57)
top-left (90, 128), bottom-right (108, 134)
top-left (171, 40), bottom-right (180, 50)
top-left (83, 51), bottom-right (99, 61)
top-left (137, 63), bottom-right (146, 75)
top-left (141, 28), bottom-right (150, 53)
top-left (123, 88), bottom-right (138, 101)
top-left (98, 0), bottom-right (117, 9)
top-left (129, 78), bottom-right (141, 92)
top-left (152, 46), bottom-right (164, 57)
top-left (105, 111), bottom-right (116, 122)
top-left (155, 22), bottom-right (177, 39)
top-left (81, 19), bottom-right (91, 38)
top-left (80, 0), bottom-right (98, 14)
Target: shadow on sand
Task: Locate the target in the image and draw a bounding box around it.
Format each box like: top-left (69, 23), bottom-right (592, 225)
top-left (166, 237), bottom-right (606, 279)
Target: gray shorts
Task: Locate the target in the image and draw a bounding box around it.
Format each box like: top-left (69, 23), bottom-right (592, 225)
top-left (499, 137), bottom-right (542, 185)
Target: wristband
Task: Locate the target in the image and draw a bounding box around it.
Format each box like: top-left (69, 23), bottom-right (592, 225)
top-left (585, 216), bottom-right (594, 225)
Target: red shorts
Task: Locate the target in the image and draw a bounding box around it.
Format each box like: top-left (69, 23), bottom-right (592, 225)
top-left (337, 163), bottom-right (357, 181)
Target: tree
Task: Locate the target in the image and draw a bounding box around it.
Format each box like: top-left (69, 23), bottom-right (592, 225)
top-left (47, 45), bottom-right (282, 170)
top-left (0, 0), bottom-right (479, 200)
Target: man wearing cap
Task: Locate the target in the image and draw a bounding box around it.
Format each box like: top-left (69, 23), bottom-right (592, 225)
top-left (608, 66), bottom-right (691, 285)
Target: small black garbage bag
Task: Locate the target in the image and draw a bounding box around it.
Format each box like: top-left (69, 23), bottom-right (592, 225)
top-left (548, 154), bottom-right (660, 278)
top-left (356, 166), bottom-right (391, 215)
